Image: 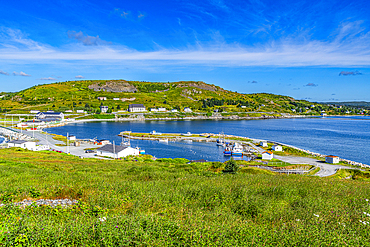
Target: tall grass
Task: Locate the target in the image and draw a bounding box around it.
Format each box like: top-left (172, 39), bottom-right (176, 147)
top-left (1, 148), bottom-right (370, 245)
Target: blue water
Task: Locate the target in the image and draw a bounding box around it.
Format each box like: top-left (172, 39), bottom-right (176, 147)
top-left (46, 116), bottom-right (370, 164)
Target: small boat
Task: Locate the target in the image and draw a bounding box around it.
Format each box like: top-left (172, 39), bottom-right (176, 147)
top-left (120, 135), bottom-right (130, 147)
top-left (135, 147), bottom-right (146, 154)
top-left (232, 143), bottom-right (243, 156)
top-left (224, 145), bottom-right (232, 156)
top-left (182, 132), bottom-right (192, 136)
top-left (150, 130), bottom-right (162, 135)
top-left (216, 139), bottom-right (224, 146)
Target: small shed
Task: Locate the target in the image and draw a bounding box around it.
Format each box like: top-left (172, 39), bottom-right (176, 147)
top-left (184, 107), bottom-right (192, 113)
top-left (68, 135), bottom-right (76, 141)
top-left (326, 155), bottom-right (339, 164)
top-left (272, 145), bottom-right (282, 152)
top-left (7, 140), bottom-right (36, 150)
top-left (260, 141), bottom-right (268, 147)
top-left (97, 144), bottom-right (139, 158)
top-left (262, 151), bottom-right (273, 160)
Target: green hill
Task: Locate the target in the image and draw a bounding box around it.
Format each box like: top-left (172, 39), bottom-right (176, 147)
top-left (0, 80), bottom-right (364, 115)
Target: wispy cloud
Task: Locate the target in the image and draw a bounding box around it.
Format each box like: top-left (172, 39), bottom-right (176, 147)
top-left (1, 25), bottom-right (370, 67)
top-left (39, 77), bottom-right (56, 80)
top-left (112, 8), bottom-right (130, 18)
top-left (339, 71), bottom-right (362, 76)
top-left (0, 70), bottom-right (9, 75)
top-left (305, 83), bottom-right (318, 87)
top-left (13, 71), bottom-right (31, 76)
top-left (293, 88), bottom-right (300, 90)
top-left (67, 31), bottom-right (111, 46)
top-left (248, 80), bottom-right (258, 83)
top-left (75, 75), bottom-right (84, 79)
top-left (138, 12), bottom-right (145, 19)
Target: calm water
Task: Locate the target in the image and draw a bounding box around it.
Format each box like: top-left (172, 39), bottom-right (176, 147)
top-left (47, 116), bottom-right (370, 164)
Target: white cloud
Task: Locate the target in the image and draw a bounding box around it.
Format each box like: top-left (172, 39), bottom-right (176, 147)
top-left (0, 70), bottom-right (9, 75)
top-left (75, 75), bottom-right (84, 79)
top-left (1, 25), bottom-right (370, 67)
top-left (13, 71), bottom-right (31, 76)
top-left (39, 77), bottom-right (56, 80)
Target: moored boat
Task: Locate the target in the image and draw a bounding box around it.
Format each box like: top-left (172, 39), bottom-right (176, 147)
top-left (232, 143), bottom-right (243, 156)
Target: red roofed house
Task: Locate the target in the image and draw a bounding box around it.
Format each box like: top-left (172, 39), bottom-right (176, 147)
top-left (326, 155), bottom-right (339, 164)
top-left (262, 151), bottom-right (273, 160)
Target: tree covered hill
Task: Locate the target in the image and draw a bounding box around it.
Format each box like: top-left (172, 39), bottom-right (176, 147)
top-left (0, 80), bottom-right (361, 115)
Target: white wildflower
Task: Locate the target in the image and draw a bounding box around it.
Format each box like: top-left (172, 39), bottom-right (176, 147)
top-left (98, 217), bottom-right (107, 222)
top-left (314, 214), bottom-right (319, 217)
top-left (365, 199), bottom-right (369, 202)
top-left (296, 219), bottom-right (300, 222)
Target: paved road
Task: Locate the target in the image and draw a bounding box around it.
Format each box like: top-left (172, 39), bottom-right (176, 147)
top-left (248, 142), bottom-right (358, 177)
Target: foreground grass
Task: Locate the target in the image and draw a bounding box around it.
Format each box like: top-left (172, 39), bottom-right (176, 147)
top-left (1, 148), bottom-right (370, 246)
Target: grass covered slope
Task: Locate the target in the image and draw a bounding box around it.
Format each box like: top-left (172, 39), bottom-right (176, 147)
top-left (1, 148), bottom-right (370, 245)
top-left (0, 80), bottom-right (340, 115)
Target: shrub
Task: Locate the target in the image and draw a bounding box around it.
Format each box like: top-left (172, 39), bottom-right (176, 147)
top-left (223, 158), bottom-right (239, 174)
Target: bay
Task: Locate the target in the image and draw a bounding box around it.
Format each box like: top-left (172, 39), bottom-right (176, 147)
top-left (47, 116), bottom-right (370, 164)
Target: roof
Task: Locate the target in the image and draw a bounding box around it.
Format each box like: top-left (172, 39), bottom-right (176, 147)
top-left (37, 112), bottom-right (63, 115)
top-left (129, 104), bottom-right (145, 108)
top-left (8, 140), bottom-right (28, 144)
top-left (97, 144), bottom-right (128, 153)
top-left (262, 151), bottom-right (273, 155)
top-left (326, 155), bottom-right (339, 158)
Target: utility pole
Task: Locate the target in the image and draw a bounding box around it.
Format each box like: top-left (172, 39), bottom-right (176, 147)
top-left (113, 140), bottom-right (116, 159)
top-left (67, 132), bottom-right (69, 154)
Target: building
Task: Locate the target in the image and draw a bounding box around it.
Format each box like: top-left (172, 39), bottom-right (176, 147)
top-left (76, 110), bottom-right (85, 113)
top-left (113, 98), bottom-right (120, 101)
top-left (184, 107), bottom-right (192, 113)
top-left (96, 144), bottom-right (139, 158)
top-left (65, 110), bottom-right (73, 113)
top-left (262, 151), bottom-right (274, 160)
top-left (158, 107), bottom-right (167, 112)
top-left (128, 104), bottom-right (146, 112)
top-left (150, 108), bottom-right (158, 112)
top-left (100, 106), bottom-right (108, 113)
top-left (171, 109), bottom-right (178, 113)
top-left (272, 145), bottom-right (283, 152)
top-left (241, 106), bottom-right (246, 108)
top-left (260, 141), bottom-right (268, 147)
top-left (35, 112), bottom-right (64, 121)
top-left (7, 140), bottom-right (36, 150)
top-left (68, 135), bottom-right (76, 141)
top-left (326, 155), bottom-right (339, 164)
top-left (97, 97), bottom-right (107, 101)
top-left (30, 110), bottom-right (40, 114)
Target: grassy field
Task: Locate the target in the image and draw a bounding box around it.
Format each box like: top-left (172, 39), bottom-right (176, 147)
top-left (1, 148), bottom-right (370, 245)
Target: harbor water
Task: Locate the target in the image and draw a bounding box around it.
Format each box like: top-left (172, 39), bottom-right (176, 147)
top-left (47, 116), bottom-right (370, 164)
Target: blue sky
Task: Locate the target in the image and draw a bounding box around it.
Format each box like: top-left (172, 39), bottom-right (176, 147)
top-left (0, 0), bottom-right (370, 101)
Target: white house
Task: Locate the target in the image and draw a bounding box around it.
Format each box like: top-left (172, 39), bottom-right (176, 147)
top-left (260, 141), bottom-right (268, 147)
top-left (128, 104), bottom-right (146, 112)
top-left (96, 144), bottom-right (139, 158)
top-left (36, 112), bottom-right (64, 121)
top-left (68, 135), bottom-right (76, 141)
top-left (321, 113), bottom-right (327, 116)
top-left (30, 110), bottom-right (40, 114)
top-left (100, 106), bottom-right (108, 113)
top-left (184, 107), bottom-right (192, 113)
top-left (65, 110), bottom-right (73, 113)
top-left (76, 110), bottom-right (85, 113)
top-left (7, 140), bottom-right (36, 150)
top-left (326, 155), bottom-right (339, 164)
top-left (113, 98), bottom-right (120, 101)
top-left (262, 151), bottom-right (274, 160)
top-left (97, 97), bottom-right (107, 101)
top-left (241, 106), bottom-right (246, 108)
top-left (158, 107), bottom-right (167, 112)
top-left (171, 109), bottom-right (178, 113)
top-left (272, 145), bottom-right (283, 152)
top-left (150, 108), bottom-right (158, 112)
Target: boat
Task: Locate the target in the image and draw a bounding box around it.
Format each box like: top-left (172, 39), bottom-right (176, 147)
top-left (182, 132), bottom-right (192, 136)
top-left (223, 144), bottom-right (232, 156)
top-left (232, 143), bottom-right (243, 156)
top-left (135, 147), bottom-right (146, 154)
top-left (150, 130), bottom-right (162, 135)
top-left (216, 132), bottom-right (225, 146)
top-left (120, 135), bottom-right (130, 147)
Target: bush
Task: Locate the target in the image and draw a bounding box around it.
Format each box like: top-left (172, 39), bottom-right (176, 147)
top-left (223, 158), bottom-right (239, 174)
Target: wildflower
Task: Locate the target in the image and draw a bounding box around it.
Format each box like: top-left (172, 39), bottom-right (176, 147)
top-left (296, 219), bottom-right (300, 222)
top-left (99, 217), bottom-right (107, 222)
top-left (115, 226), bottom-right (119, 228)
top-left (366, 199), bottom-right (369, 202)
top-left (314, 214), bottom-right (319, 217)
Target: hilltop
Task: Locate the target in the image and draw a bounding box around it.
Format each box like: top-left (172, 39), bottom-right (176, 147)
top-left (0, 80), bottom-right (364, 115)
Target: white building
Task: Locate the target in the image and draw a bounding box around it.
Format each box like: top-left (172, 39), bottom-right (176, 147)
top-left (184, 107), bottom-right (192, 113)
top-left (113, 98), bottom-right (120, 101)
top-left (128, 104), bottom-right (146, 112)
top-left (65, 110), bottom-right (73, 113)
top-left (272, 145), bottom-right (283, 152)
top-left (150, 108), bottom-right (158, 112)
top-left (7, 140), bottom-right (36, 150)
top-left (260, 141), bottom-right (268, 147)
top-left (68, 135), bottom-right (76, 141)
top-left (158, 107), bottom-right (167, 112)
top-left (96, 144), bottom-right (139, 158)
top-left (241, 106), bottom-right (246, 108)
top-left (326, 155), bottom-right (339, 164)
top-left (262, 151), bottom-right (274, 160)
top-left (76, 110), bottom-right (85, 113)
top-left (97, 97), bottom-right (107, 100)
top-left (30, 110), bottom-right (40, 114)
top-left (100, 106), bottom-right (108, 113)
top-left (36, 112), bottom-right (64, 121)
top-left (171, 109), bottom-right (178, 113)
